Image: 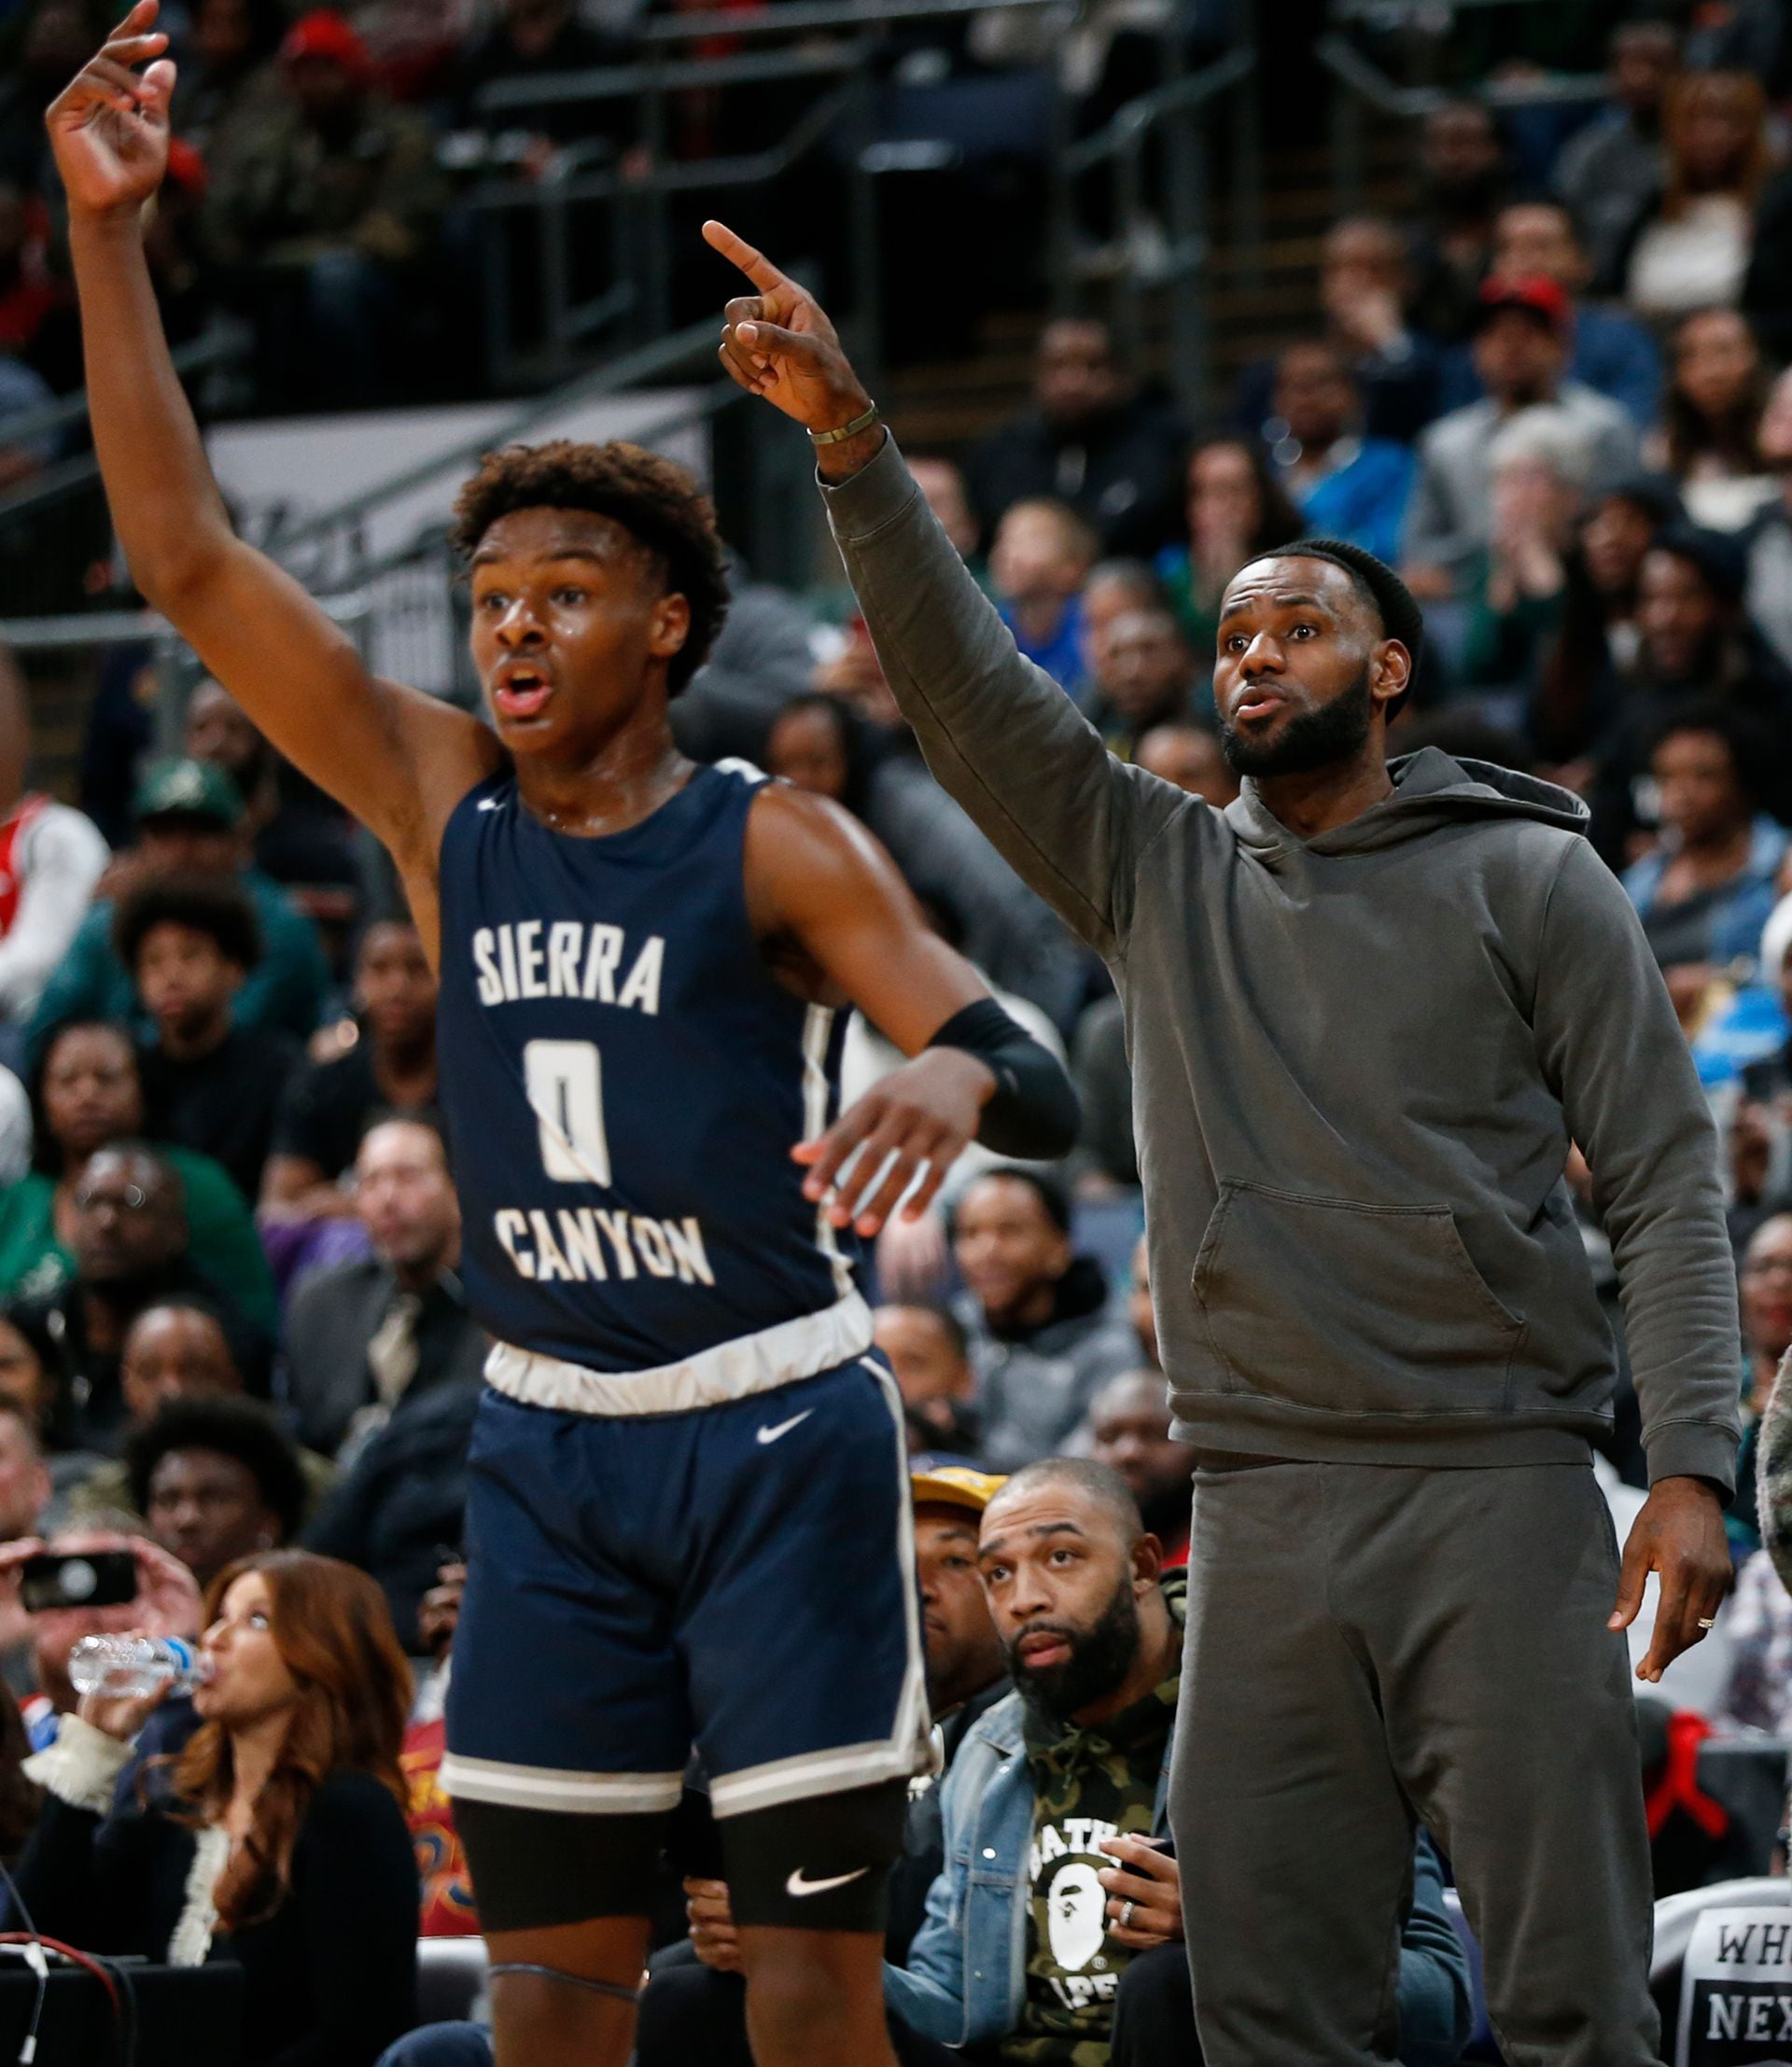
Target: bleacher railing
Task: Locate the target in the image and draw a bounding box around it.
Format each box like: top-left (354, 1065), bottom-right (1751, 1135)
top-left (464, 0), bottom-right (1071, 391)
top-left (1, 0), bottom-right (1267, 733)
top-left (1049, 41), bottom-right (1256, 420)
top-left (1316, 10), bottom-right (1604, 215)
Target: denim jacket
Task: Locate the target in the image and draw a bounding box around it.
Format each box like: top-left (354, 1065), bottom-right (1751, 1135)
top-left (885, 1690), bottom-right (1472, 2063)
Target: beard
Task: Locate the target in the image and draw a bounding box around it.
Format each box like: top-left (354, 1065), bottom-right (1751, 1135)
top-left (1220, 663), bottom-right (1375, 779)
top-left (1007, 1574), bottom-right (1141, 1723)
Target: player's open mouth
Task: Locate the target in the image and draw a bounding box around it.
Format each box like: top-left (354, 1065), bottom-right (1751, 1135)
top-left (1233, 688), bottom-right (1286, 723)
top-left (494, 667), bottom-right (554, 719)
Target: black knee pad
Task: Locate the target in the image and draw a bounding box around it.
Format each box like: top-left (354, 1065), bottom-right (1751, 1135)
top-left (720, 1779), bottom-right (908, 1933)
top-left (455, 1796), bottom-right (670, 1933)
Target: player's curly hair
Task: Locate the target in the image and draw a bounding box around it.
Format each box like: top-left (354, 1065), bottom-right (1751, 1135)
top-left (451, 440), bottom-right (730, 695)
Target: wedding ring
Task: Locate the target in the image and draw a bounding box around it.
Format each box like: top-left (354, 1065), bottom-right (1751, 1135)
top-left (1696, 1616), bottom-right (1716, 1629)
top-left (1117, 1900), bottom-right (1136, 1931)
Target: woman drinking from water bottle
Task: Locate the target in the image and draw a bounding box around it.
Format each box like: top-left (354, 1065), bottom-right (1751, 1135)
top-left (15, 1549), bottom-right (419, 2065)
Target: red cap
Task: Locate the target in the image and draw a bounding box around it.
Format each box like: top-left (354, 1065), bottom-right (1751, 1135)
top-left (281, 9), bottom-right (371, 78)
top-left (163, 137), bottom-right (208, 198)
top-left (1475, 273), bottom-right (1572, 335)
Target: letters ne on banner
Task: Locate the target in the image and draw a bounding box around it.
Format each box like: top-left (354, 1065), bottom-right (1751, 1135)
top-left (1677, 1905), bottom-right (1792, 2064)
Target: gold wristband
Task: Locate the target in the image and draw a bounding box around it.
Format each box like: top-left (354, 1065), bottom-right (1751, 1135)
top-left (809, 402), bottom-right (881, 446)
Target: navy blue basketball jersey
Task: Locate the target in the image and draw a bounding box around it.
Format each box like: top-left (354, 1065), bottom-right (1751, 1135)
top-left (434, 761), bottom-right (864, 1386)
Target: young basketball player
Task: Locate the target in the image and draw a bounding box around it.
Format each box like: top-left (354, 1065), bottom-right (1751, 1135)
top-left (46, 15), bottom-right (1079, 2067)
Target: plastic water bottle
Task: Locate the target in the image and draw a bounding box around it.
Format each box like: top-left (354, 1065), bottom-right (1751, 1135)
top-left (67, 1635), bottom-right (210, 1700)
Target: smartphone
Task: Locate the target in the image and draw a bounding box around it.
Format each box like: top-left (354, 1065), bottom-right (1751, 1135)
top-left (20, 1550), bottom-right (137, 1614)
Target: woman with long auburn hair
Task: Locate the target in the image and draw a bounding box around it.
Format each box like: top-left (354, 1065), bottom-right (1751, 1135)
top-left (15, 1549), bottom-right (419, 2065)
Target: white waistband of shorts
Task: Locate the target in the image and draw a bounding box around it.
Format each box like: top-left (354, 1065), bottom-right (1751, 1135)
top-left (483, 1290), bottom-right (875, 1418)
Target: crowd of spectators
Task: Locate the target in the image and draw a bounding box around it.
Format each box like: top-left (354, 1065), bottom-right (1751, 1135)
top-left (17, 7), bottom-right (1792, 2064)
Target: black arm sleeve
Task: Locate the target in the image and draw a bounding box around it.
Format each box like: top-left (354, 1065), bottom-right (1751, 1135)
top-left (926, 999), bottom-right (1081, 1161)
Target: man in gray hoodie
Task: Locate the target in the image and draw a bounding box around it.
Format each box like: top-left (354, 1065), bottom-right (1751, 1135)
top-left (706, 222), bottom-right (1741, 2066)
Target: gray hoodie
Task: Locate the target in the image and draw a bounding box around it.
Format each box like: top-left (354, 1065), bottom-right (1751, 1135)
top-left (822, 439), bottom-right (1742, 1491)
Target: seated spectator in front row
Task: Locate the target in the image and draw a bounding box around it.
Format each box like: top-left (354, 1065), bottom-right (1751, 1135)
top-left (27, 757), bottom-right (328, 1063)
top-left (125, 1395), bottom-right (307, 1591)
top-left (17, 1550), bottom-right (418, 2066)
top-left (989, 498), bottom-right (1098, 690)
top-left (261, 917), bottom-right (439, 1221)
top-left (1086, 1372), bottom-right (1197, 1568)
top-left (68, 1297), bottom-right (330, 1528)
top-left (118, 874), bottom-right (301, 1202)
top-left (952, 1169), bottom-right (1139, 1473)
top-left (889, 1461), bottom-right (1469, 2066)
top-left (633, 1463), bottom-right (1014, 2067)
top-left (12, 1144), bottom-right (268, 1457)
top-left (282, 1118), bottom-right (485, 1459)
top-left (873, 1303), bottom-right (981, 1458)
top-left (0, 1020), bottom-right (275, 1324)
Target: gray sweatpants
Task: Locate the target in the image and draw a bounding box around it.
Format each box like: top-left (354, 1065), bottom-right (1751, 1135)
top-left (1171, 1459), bottom-right (1660, 2066)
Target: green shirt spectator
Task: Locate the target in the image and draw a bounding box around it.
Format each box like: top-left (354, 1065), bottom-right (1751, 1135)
top-left (27, 759), bottom-right (327, 1063)
top-left (2, 1021), bottom-right (276, 1332)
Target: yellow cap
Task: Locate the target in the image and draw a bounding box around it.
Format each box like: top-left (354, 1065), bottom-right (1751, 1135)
top-left (910, 1463), bottom-right (1006, 1515)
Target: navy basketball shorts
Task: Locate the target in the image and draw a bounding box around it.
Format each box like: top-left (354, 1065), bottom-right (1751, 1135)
top-left (441, 1351), bottom-right (927, 1934)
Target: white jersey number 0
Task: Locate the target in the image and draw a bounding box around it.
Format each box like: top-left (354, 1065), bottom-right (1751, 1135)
top-left (523, 1038), bottom-right (612, 1187)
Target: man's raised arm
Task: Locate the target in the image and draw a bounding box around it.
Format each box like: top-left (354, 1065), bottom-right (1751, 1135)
top-left (47, 5), bottom-right (493, 879)
top-left (704, 220), bottom-right (1181, 959)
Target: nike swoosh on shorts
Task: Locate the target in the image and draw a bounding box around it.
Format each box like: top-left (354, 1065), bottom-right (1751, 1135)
top-left (756, 1410), bottom-right (814, 1446)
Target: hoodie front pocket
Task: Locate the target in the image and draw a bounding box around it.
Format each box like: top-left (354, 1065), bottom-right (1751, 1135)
top-left (1191, 1180), bottom-right (1522, 1418)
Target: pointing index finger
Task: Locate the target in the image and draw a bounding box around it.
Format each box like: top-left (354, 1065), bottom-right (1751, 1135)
top-left (703, 218), bottom-right (790, 296)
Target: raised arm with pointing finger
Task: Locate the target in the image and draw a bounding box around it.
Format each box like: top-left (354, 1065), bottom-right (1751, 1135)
top-left (708, 216), bottom-right (1743, 1703)
top-left (704, 220), bottom-right (1190, 959)
top-left (48, 3), bottom-right (498, 959)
